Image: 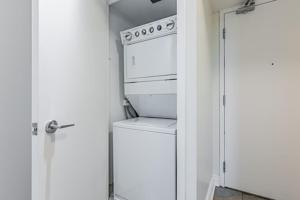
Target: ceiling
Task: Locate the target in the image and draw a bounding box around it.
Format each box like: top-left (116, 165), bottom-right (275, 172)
top-left (110, 0), bottom-right (243, 25)
top-left (110, 0), bottom-right (177, 26)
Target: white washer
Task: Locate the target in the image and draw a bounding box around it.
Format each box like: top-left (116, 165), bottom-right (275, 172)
top-left (113, 117), bottom-right (177, 200)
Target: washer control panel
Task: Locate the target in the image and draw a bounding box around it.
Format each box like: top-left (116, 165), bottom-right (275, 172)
top-left (121, 15), bottom-right (177, 45)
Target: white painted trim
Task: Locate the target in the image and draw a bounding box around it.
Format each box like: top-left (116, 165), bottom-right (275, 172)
top-left (177, 0), bottom-right (198, 200)
top-left (32, 0), bottom-right (40, 199)
top-left (213, 175), bottom-right (220, 187)
top-left (219, 0), bottom-right (278, 188)
top-left (176, 0), bottom-right (186, 198)
top-left (219, 9), bottom-right (225, 187)
top-left (204, 175), bottom-right (219, 200)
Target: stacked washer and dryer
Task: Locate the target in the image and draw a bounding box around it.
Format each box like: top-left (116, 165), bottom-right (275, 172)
top-left (113, 15), bottom-right (177, 200)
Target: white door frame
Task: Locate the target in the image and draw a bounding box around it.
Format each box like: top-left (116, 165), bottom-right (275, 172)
top-left (219, 0), bottom-right (278, 187)
top-left (31, 0), bottom-right (39, 199)
top-left (177, 0), bottom-right (198, 199)
top-left (31, 0), bottom-right (199, 199)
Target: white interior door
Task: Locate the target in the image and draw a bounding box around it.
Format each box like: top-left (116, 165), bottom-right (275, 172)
top-left (36, 0), bottom-right (109, 200)
top-left (224, 0), bottom-right (300, 199)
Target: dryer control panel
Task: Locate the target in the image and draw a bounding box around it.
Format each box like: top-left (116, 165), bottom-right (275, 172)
top-left (121, 15), bottom-right (177, 45)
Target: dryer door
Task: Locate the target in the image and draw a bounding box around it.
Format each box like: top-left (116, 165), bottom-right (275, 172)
top-left (125, 34), bottom-right (177, 82)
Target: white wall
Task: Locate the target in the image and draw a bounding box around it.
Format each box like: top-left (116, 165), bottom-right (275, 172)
top-left (109, 7), bottom-right (134, 188)
top-left (196, 0), bottom-right (216, 199)
top-left (0, 1), bottom-right (31, 199)
top-left (127, 95), bottom-right (177, 119)
top-left (109, 7), bottom-right (134, 131)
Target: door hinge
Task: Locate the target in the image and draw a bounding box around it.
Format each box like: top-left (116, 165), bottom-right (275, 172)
top-left (236, 0), bottom-right (256, 15)
top-left (32, 122), bottom-right (38, 136)
top-left (223, 95), bottom-right (226, 106)
top-left (223, 161), bottom-right (226, 173)
top-left (223, 28), bottom-right (226, 39)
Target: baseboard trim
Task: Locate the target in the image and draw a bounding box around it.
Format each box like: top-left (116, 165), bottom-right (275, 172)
top-left (205, 175), bottom-right (219, 200)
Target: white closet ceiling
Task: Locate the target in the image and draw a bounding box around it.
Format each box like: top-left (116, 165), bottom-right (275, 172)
top-left (110, 0), bottom-right (243, 25)
top-left (110, 0), bottom-right (176, 26)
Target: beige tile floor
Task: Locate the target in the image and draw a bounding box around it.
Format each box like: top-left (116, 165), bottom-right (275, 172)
top-left (214, 187), bottom-right (269, 200)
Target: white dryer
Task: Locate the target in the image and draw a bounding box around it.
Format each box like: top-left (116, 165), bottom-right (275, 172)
top-left (113, 117), bottom-right (177, 200)
top-left (121, 15), bottom-right (177, 95)
top-left (120, 16), bottom-right (178, 119)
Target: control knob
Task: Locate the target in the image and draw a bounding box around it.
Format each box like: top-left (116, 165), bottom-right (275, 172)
top-left (166, 20), bottom-right (175, 30)
top-left (157, 25), bottom-right (162, 31)
top-left (149, 27), bottom-right (154, 33)
top-left (125, 32), bottom-right (133, 41)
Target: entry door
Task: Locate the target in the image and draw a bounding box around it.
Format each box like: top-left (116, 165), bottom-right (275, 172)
top-left (36, 0), bottom-right (109, 200)
top-left (224, 0), bottom-right (300, 199)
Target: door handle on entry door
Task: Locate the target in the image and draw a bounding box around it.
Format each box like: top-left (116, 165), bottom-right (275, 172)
top-left (45, 120), bottom-right (75, 134)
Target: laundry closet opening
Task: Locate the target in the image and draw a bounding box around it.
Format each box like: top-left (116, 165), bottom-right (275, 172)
top-left (108, 0), bottom-right (177, 199)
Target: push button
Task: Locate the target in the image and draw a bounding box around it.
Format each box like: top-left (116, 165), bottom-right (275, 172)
top-left (149, 27), bottom-right (154, 33)
top-left (157, 25), bottom-right (162, 31)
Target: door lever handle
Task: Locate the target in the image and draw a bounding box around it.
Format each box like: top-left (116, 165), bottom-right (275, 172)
top-left (46, 120), bottom-right (75, 134)
top-left (58, 124), bottom-right (75, 129)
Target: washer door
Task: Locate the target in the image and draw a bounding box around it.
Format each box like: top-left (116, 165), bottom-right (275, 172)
top-left (113, 127), bottom-right (176, 200)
